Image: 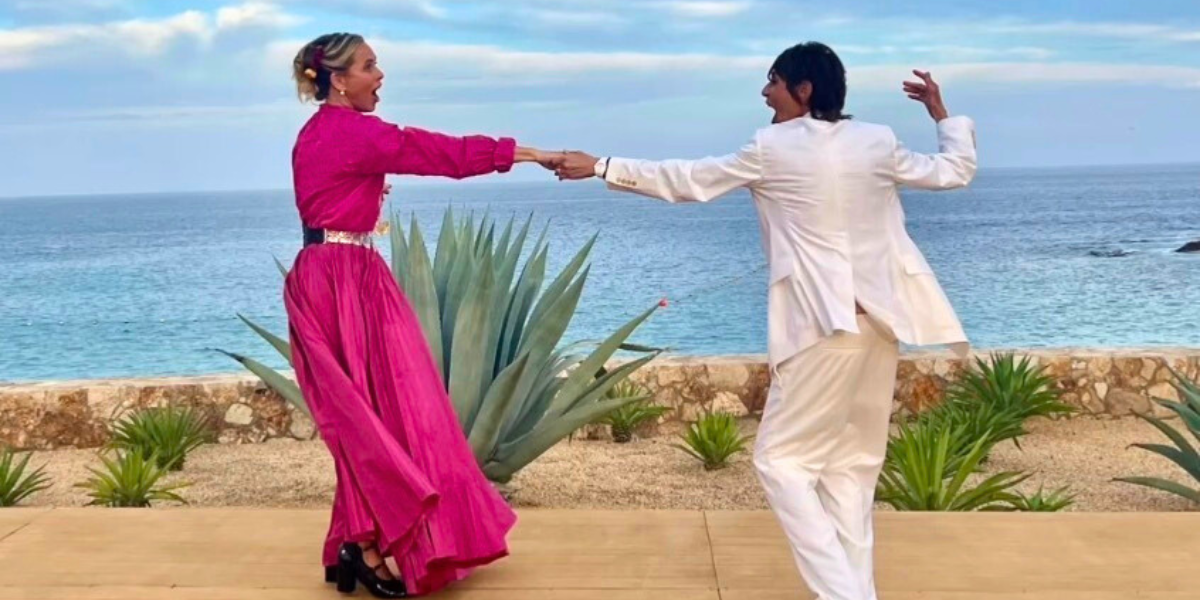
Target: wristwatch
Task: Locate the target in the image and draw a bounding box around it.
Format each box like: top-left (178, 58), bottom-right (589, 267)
top-left (594, 157), bottom-right (610, 180)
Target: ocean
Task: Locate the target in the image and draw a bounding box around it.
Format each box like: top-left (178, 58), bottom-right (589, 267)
top-left (1, 163), bottom-right (1198, 383)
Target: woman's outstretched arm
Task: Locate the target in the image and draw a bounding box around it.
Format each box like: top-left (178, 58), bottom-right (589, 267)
top-left (360, 118), bottom-right (556, 178)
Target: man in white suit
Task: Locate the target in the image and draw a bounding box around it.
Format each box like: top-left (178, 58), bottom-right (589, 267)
top-left (554, 42), bottom-right (977, 600)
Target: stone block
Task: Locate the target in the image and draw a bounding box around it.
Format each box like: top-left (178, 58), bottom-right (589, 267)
top-left (224, 403), bottom-right (254, 426)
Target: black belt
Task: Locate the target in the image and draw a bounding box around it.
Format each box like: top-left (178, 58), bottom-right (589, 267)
top-left (302, 225), bottom-right (325, 247)
top-left (301, 225), bottom-right (374, 248)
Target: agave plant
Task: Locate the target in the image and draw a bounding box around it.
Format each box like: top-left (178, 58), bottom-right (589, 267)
top-left (936, 353), bottom-right (1075, 453)
top-left (0, 447), bottom-right (51, 507)
top-left (108, 405), bottom-right (213, 471)
top-left (876, 418), bottom-right (1030, 511)
top-left (916, 402), bottom-right (1024, 464)
top-left (599, 380), bottom-right (666, 443)
top-left (674, 412), bottom-right (754, 471)
top-left (223, 208), bottom-right (662, 483)
top-left (1005, 485), bottom-right (1076, 512)
top-left (1113, 367), bottom-right (1200, 504)
top-left (75, 451), bottom-right (188, 508)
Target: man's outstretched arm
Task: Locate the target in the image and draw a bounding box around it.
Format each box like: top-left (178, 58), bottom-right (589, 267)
top-left (555, 136), bottom-right (763, 203)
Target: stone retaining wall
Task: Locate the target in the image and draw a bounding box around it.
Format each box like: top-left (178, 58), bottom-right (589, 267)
top-left (2, 349), bottom-right (1197, 449)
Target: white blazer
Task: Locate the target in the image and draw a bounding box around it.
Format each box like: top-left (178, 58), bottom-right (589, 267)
top-left (602, 114), bottom-right (978, 367)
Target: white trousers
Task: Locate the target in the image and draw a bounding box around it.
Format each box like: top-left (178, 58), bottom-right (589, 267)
top-left (753, 314), bottom-right (900, 600)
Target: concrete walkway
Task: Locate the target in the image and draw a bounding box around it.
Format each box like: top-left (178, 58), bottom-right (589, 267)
top-left (0, 508), bottom-right (1196, 599)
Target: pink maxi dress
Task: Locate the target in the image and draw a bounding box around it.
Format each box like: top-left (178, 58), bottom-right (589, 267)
top-left (285, 103), bottom-right (518, 595)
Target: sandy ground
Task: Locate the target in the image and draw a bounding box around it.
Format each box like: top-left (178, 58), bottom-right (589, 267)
top-left (20, 417), bottom-right (1197, 512)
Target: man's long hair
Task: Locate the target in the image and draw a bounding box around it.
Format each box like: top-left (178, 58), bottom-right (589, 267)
top-left (770, 42), bottom-right (851, 122)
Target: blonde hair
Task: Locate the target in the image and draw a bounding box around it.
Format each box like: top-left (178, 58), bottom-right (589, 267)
top-left (292, 33), bottom-right (364, 102)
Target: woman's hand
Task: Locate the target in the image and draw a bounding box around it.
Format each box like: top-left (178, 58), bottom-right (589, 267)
top-left (903, 70), bottom-right (949, 122)
top-left (516, 147), bottom-right (566, 170)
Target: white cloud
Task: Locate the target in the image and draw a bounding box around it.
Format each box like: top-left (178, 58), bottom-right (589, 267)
top-left (0, 10), bottom-right (210, 69)
top-left (983, 21), bottom-right (1200, 43)
top-left (850, 62), bottom-right (1200, 90)
top-left (838, 45), bottom-right (1054, 61)
top-left (8, 0), bottom-right (131, 19)
top-left (872, 19), bottom-right (1200, 45)
top-left (216, 2), bottom-right (306, 31)
top-left (31, 101), bottom-right (300, 124)
top-left (12, 0), bottom-right (126, 7)
top-left (0, 3), bottom-right (305, 71)
top-left (0, 101), bottom-right (313, 134)
top-left (660, 1), bottom-right (752, 18)
top-left (933, 46), bottom-right (1054, 60)
top-left (114, 11), bottom-right (212, 50)
top-left (274, 0), bottom-right (445, 20)
top-left (813, 16), bottom-right (855, 27)
top-left (525, 9), bottom-right (626, 29)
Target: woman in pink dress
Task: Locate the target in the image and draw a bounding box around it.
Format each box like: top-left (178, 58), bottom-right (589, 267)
top-left (287, 33), bottom-right (558, 597)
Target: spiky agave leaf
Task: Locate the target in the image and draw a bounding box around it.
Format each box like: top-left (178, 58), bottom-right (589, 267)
top-left (213, 349), bottom-right (309, 419)
top-left (1113, 375), bottom-right (1200, 505)
top-left (0, 448), bottom-right (52, 507)
top-left (236, 314), bottom-right (292, 367)
top-left (401, 214), bottom-right (443, 377)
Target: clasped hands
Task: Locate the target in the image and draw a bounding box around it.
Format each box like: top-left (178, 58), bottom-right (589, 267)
top-left (516, 148), bottom-right (600, 180)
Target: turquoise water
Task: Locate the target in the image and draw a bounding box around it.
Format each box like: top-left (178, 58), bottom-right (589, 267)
top-left (1, 163), bottom-right (1198, 382)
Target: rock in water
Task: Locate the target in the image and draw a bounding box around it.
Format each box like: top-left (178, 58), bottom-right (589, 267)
top-left (1175, 240), bottom-right (1200, 253)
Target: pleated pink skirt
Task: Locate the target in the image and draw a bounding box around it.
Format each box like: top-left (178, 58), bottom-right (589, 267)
top-left (284, 242), bottom-right (517, 595)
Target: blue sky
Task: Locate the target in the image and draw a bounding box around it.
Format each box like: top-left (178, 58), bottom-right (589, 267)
top-left (2, 0), bottom-right (1199, 196)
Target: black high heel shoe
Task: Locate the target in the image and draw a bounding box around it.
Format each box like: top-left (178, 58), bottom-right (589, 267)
top-left (336, 543), bottom-right (409, 598)
top-left (325, 565), bottom-right (338, 583)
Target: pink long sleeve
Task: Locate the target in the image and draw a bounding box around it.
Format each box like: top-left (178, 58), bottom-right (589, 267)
top-left (359, 117), bottom-right (516, 178)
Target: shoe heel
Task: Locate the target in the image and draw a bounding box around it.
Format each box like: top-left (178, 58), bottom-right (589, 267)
top-left (336, 562), bottom-right (356, 594)
top-left (325, 565), bottom-right (337, 583)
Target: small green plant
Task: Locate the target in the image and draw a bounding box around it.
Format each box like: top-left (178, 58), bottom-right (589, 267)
top-left (934, 353), bottom-right (1075, 454)
top-left (108, 406), bottom-right (212, 471)
top-left (75, 451), bottom-right (189, 507)
top-left (600, 380), bottom-right (666, 443)
top-left (916, 403), bottom-right (1024, 465)
top-left (674, 412), bottom-right (753, 471)
top-left (1113, 367), bottom-right (1200, 504)
top-left (877, 419), bottom-right (1030, 511)
top-left (1005, 485), bottom-right (1076, 512)
top-left (0, 448), bottom-right (51, 507)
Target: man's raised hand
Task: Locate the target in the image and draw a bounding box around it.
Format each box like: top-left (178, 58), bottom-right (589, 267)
top-left (902, 70), bottom-right (949, 122)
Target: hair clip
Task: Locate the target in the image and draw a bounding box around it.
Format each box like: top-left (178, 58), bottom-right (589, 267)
top-left (303, 67), bottom-right (318, 80)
